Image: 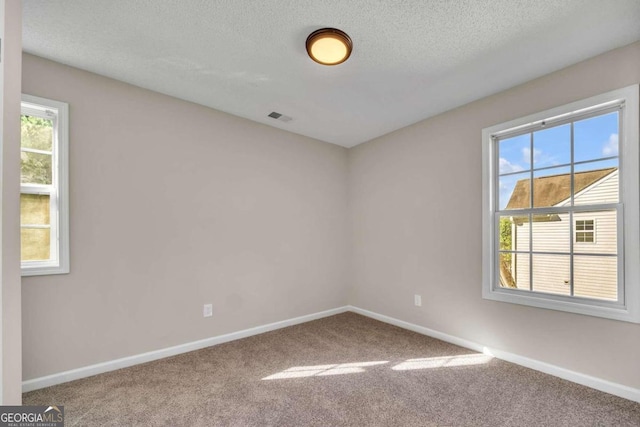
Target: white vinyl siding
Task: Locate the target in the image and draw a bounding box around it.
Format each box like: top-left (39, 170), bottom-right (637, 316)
top-left (513, 219), bottom-right (568, 290)
top-left (531, 215), bottom-right (571, 253)
top-left (574, 213), bottom-right (617, 254)
top-left (574, 255), bottom-right (617, 300)
top-left (561, 170), bottom-right (619, 206)
top-left (514, 214), bottom-right (617, 300)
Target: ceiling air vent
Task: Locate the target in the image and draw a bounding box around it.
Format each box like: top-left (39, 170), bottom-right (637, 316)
top-left (268, 112), bottom-right (292, 123)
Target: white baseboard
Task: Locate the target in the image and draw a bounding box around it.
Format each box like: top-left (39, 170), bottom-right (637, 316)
top-left (22, 306), bottom-right (350, 393)
top-left (348, 305), bottom-right (640, 403)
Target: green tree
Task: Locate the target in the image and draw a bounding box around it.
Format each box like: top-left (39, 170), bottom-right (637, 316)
top-left (21, 115), bottom-right (53, 185)
top-left (499, 217), bottom-right (512, 253)
top-left (499, 217), bottom-right (517, 288)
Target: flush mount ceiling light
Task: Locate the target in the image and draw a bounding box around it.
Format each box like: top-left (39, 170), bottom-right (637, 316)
top-left (306, 28), bottom-right (352, 66)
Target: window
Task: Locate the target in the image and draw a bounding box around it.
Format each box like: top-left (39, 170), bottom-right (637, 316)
top-left (482, 85), bottom-right (639, 323)
top-left (575, 219), bottom-right (595, 243)
top-left (21, 94), bottom-right (69, 275)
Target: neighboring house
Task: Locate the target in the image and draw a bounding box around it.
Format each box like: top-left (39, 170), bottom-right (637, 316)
top-left (502, 167), bottom-right (618, 301)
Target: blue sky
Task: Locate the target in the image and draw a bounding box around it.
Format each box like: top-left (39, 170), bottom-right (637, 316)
top-left (498, 111), bottom-right (618, 209)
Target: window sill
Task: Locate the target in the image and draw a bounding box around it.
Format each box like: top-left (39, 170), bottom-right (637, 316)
top-left (482, 286), bottom-right (640, 323)
top-left (22, 263), bottom-right (70, 277)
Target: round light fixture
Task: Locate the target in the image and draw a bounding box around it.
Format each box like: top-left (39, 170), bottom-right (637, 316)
top-left (306, 28), bottom-right (352, 66)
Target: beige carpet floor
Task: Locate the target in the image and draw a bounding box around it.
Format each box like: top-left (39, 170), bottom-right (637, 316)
top-left (24, 312), bottom-right (640, 426)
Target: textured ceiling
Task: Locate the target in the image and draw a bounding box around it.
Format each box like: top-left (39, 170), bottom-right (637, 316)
top-left (22, 0), bottom-right (640, 147)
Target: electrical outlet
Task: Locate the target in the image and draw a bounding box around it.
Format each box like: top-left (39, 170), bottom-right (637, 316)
top-left (414, 295), bottom-right (422, 307)
top-left (203, 303), bottom-right (213, 317)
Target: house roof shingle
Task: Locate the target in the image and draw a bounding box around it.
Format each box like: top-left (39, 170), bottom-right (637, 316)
top-left (505, 167), bottom-right (617, 210)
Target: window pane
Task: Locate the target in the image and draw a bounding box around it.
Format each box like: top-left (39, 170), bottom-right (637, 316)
top-left (533, 124), bottom-right (571, 169)
top-left (20, 193), bottom-right (50, 225)
top-left (498, 134), bottom-right (530, 174)
top-left (576, 218), bottom-right (595, 243)
top-left (532, 211), bottom-right (569, 253)
top-left (500, 171), bottom-right (530, 210)
top-left (21, 151), bottom-right (52, 185)
top-left (574, 255), bottom-right (617, 301)
top-left (21, 115), bottom-right (53, 151)
top-left (499, 252), bottom-right (529, 290)
top-left (501, 213), bottom-right (530, 251)
top-left (574, 211), bottom-right (616, 254)
top-left (531, 254), bottom-right (570, 296)
top-left (498, 216), bottom-right (515, 251)
top-left (532, 166), bottom-right (571, 208)
top-left (574, 111), bottom-right (619, 163)
top-left (21, 227), bottom-right (51, 261)
top-left (574, 160), bottom-right (618, 205)
top-left (499, 214), bottom-right (530, 291)
top-left (575, 220), bottom-right (594, 231)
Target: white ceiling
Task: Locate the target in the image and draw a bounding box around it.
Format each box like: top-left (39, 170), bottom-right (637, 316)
top-left (22, 0), bottom-right (640, 148)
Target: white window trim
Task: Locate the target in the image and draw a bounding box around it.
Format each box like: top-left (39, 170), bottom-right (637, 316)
top-left (21, 94), bottom-right (70, 276)
top-left (482, 85), bottom-right (639, 323)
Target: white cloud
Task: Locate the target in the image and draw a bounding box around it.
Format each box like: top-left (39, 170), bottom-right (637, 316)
top-left (499, 157), bottom-right (524, 174)
top-left (521, 147), bottom-right (542, 165)
top-left (602, 133), bottom-right (618, 156)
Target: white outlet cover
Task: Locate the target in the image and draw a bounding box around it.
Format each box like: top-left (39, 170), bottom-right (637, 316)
top-left (414, 295), bottom-right (422, 307)
top-left (203, 304), bottom-right (213, 317)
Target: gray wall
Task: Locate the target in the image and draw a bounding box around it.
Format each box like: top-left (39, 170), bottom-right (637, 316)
top-left (21, 54), bottom-right (350, 380)
top-left (348, 41), bottom-right (640, 389)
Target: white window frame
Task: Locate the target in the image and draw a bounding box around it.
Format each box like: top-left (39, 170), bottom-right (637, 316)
top-left (20, 94), bottom-right (70, 276)
top-left (482, 85), bottom-right (639, 323)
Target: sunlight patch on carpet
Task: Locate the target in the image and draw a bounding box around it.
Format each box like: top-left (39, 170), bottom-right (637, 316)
top-left (262, 361), bottom-right (388, 380)
top-left (392, 354), bottom-right (493, 371)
